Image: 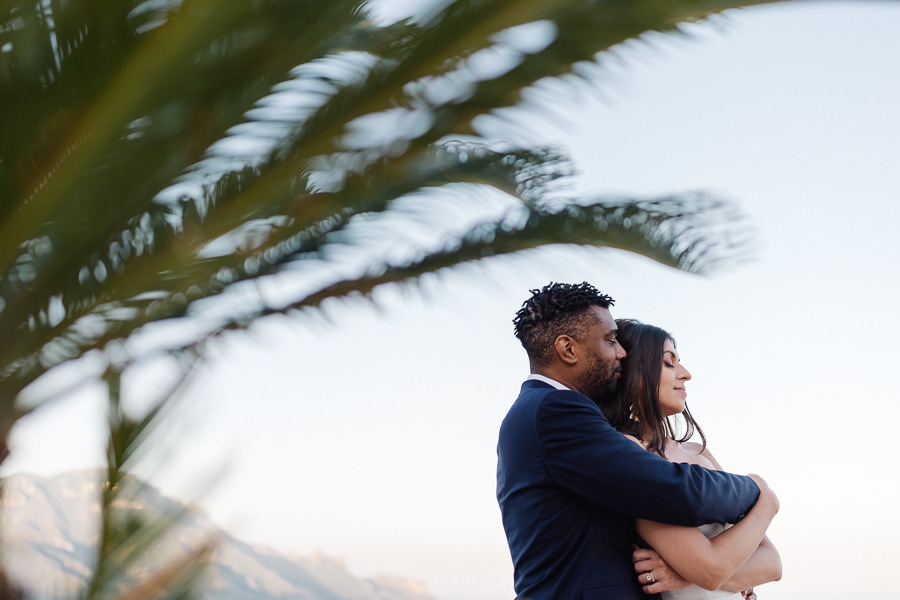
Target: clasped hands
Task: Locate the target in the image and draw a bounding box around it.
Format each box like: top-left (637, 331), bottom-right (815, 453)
top-left (632, 547), bottom-right (755, 598)
top-left (632, 546), bottom-right (691, 594)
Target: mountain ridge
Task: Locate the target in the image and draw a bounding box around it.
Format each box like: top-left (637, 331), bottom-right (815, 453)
top-left (0, 471), bottom-right (433, 600)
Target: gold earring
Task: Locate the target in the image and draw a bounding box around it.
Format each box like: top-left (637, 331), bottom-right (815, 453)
top-left (629, 404), bottom-right (640, 422)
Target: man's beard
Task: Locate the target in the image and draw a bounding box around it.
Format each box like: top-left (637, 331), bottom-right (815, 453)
top-left (577, 352), bottom-right (619, 405)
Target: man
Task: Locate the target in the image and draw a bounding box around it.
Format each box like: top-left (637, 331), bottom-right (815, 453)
top-left (496, 282), bottom-right (760, 599)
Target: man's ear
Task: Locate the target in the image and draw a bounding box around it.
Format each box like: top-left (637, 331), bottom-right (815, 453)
top-left (553, 335), bottom-right (578, 365)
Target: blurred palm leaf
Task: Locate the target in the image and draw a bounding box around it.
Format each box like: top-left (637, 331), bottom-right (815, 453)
top-left (0, 0), bottom-right (785, 423)
top-left (81, 358), bottom-right (215, 600)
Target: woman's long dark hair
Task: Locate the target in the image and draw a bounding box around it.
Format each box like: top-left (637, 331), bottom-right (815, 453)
top-left (600, 319), bottom-right (706, 458)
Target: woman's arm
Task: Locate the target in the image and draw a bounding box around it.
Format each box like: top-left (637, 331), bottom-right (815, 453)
top-left (719, 535), bottom-right (782, 592)
top-left (697, 446), bottom-right (782, 591)
top-left (636, 475), bottom-right (779, 591)
top-left (633, 536), bottom-right (781, 596)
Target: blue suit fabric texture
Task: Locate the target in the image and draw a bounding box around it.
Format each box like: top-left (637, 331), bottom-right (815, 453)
top-left (496, 379), bottom-right (760, 600)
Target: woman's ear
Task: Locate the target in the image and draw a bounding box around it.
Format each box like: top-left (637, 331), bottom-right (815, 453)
top-left (553, 335), bottom-right (579, 365)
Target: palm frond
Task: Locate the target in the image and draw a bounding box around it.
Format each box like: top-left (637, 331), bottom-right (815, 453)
top-left (228, 192), bottom-right (753, 314)
top-left (0, 0), bottom-right (790, 418)
top-left (83, 351), bottom-right (214, 600)
top-left (0, 0), bottom-right (792, 474)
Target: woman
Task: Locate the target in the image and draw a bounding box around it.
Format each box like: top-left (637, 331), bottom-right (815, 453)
top-left (601, 319), bottom-right (782, 600)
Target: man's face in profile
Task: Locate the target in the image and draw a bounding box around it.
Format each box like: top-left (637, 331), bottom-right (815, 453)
top-left (576, 306), bottom-right (625, 403)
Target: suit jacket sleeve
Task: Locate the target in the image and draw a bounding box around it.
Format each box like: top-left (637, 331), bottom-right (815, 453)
top-left (536, 388), bottom-right (758, 525)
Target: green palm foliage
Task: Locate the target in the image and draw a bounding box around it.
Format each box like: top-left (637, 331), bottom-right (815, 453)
top-left (0, 0), bottom-right (803, 596)
top-left (0, 0), bottom-right (783, 421)
top-left (85, 357), bottom-right (214, 600)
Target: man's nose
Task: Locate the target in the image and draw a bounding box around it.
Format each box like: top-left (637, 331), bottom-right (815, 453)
top-left (616, 342), bottom-right (626, 360)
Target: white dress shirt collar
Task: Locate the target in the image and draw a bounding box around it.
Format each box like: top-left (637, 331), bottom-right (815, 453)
top-left (527, 373), bottom-right (570, 391)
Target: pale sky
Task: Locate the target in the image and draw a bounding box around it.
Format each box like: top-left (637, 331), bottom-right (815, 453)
top-left (4, 2), bottom-right (900, 600)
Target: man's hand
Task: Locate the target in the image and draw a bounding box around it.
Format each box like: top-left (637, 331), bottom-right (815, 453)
top-left (633, 546), bottom-right (692, 594)
top-left (748, 473), bottom-right (780, 515)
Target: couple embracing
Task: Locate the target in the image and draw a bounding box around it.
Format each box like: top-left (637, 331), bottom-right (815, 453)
top-left (497, 282), bottom-right (781, 599)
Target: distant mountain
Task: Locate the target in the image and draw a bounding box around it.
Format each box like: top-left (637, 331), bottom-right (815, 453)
top-left (0, 471), bottom-right (433, 600)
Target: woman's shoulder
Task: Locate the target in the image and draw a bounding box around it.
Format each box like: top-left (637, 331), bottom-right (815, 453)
top-left (681, 441), bottom-right (705, 455)
top-left (667, 440), bottom-right (720, 469)
top-left (623, 433), bottom-right (647, 448)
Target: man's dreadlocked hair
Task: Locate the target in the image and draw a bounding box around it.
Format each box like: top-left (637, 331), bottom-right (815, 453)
top-left (512, 282), bottom-right (615, 369)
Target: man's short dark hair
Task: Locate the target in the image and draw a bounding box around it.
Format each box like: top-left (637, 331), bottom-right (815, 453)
top-left (512, 282), bottom-right (615, 368)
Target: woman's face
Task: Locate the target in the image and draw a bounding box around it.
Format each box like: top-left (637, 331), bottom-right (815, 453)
top-left (657, 338), bottom-right (691, 417)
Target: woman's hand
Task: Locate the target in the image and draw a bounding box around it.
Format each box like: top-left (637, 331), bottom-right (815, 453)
top-left (633, 546), bottom-right (692, 594)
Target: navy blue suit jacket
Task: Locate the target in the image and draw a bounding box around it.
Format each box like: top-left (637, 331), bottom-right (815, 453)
top-left (497, 379), bottom-right (760, 600)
